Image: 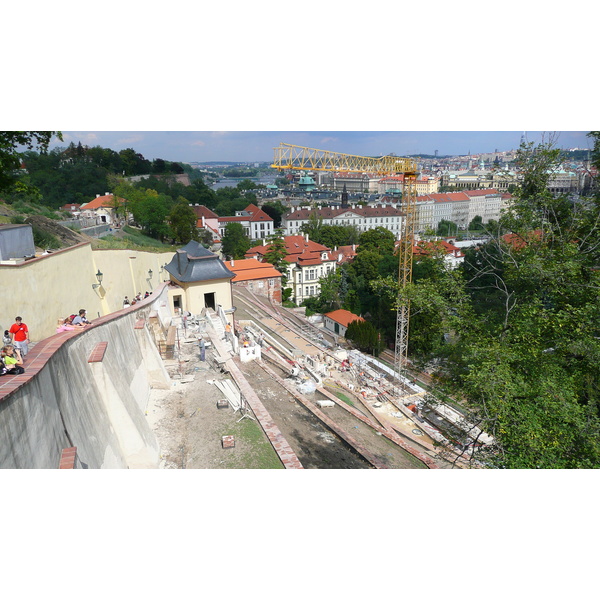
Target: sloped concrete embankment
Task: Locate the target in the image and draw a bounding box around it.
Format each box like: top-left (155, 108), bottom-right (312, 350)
top-left (0, 291), bottom-right (171, 469)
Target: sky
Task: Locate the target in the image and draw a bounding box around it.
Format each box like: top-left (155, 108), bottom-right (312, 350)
top-left (47, 130), bottom-right (592, 164)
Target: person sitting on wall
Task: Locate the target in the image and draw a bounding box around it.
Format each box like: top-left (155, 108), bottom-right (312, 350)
top-left (1, 345), bottom-right (24, 375)
top-left (72, 309), bottom-right (91, 326)
top-left (63, 316), bottom-right (85, 328)
top-left (56, 318), bottom-right (82, 333)
top-left (123, 296), bottom-right (131, 308)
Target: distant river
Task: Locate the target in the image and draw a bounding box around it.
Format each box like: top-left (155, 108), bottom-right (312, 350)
top-left (210, 174), bottom-right (278, 190)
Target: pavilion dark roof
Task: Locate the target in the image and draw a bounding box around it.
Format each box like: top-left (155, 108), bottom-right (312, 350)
top-left (165, 240), bottom-right (235, 283)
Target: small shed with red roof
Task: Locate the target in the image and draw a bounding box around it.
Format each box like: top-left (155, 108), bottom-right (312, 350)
top-left (323, 309), bottom-right (365, 337)
top-left (226, 258), bottom-right (283, 303)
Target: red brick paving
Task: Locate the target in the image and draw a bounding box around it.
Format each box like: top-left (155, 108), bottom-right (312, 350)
top-left (59, 447), bottom-right (77, 469)
top-left (207, 330), bottom-right (304, 469)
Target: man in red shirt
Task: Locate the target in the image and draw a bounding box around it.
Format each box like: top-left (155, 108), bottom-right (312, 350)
top-left (9, 316), bottom-right (29, 358)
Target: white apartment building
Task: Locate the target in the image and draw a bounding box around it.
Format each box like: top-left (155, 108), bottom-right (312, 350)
top-left (217, 203), bottom-right (274, 241)
top-left (245, 235), bottom-right (338, 303)
top-left (414, 189), bottom-right (511, 231)
top-left (282, 204), bottom-right (404, 239)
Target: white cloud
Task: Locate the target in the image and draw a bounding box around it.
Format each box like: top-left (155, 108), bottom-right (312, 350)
top-left (117, 134), bottom-right (144, 145)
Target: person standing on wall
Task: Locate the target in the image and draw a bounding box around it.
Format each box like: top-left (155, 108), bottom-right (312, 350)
top-left (9, 316), bottom-right (29, 360)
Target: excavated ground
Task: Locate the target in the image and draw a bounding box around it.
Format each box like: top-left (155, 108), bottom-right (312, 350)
top-left (146, 293), bottom-right (448, 469)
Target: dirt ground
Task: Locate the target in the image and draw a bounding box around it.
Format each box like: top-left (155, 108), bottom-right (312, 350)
top-left (146, 329), bottom-right (432, 469)
top-left (146, 338), bottom-right (284, 469)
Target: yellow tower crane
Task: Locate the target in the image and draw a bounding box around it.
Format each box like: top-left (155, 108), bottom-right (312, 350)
top-left (272, 143), bottom-right (418, 389)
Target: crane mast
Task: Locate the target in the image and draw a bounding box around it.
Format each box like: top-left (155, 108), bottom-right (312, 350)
top-left (272, 143), bottom-right (418, 389)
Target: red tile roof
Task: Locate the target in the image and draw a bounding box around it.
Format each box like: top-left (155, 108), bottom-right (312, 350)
top-left (226, 258), bottom-right (283, 282)
top-left (324, 309), bottom-right (365, 328)
top-left (501, 230), bottom-right (543, 249)
top-left (245, 236), bottom-right (335, 266)
top-left (81, 194), bottom-right (124, 210)
top-left (191, 205), bottom-right (218, 219)
top-left (463, 188), bottom-right (500, 196)
top-left (336, 245), bottom-right (358, 264)
top-left (412, 240), bottom-right (464, 258)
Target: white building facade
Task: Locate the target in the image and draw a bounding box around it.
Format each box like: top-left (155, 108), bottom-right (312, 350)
top-left (282, 204), bottom-right (404, 239)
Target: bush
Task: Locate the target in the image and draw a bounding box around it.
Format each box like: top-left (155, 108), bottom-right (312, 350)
top-left (32, 226), bottom-right (59, 249)
top-left (345, 319), bottom-right (384, 356)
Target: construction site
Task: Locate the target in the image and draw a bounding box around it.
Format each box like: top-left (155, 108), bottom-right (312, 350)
top-left (146, 144), bottom-right (494, 470)
top-left (146, 285), bottom-right (493, 470)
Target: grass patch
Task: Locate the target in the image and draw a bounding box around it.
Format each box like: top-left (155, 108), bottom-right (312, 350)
top-left (335, 391), bottom-right (354, 407)
top-left (93, 227), bottom-right (176, 252)
top-left (220, 417), bottom-right (284, 469)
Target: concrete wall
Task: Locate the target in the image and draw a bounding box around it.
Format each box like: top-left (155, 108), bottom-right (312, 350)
top-left (0, 287), bottom-right (172, 469)
top-left (0, 224), bottom-right (36, 260)
top-left (0, 243), bottom-right (174, 341)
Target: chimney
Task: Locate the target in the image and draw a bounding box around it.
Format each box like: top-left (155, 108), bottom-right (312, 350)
top-left (96, 194), bottom-right (101, 198)
top-left (305, 233), bottom-right (309, 242)
top-left (202, 216), bottom-right (205, 227)
top-left (230, 259), bottom-right (235, 267)
top-left (105, 192), bottom-right (111, 196)
top-left (263, 238), bottom-right (267, 246)
top-left (177, 249), bottom-right (186, 273)
top-left (352, 244), bottom-right (356, 252)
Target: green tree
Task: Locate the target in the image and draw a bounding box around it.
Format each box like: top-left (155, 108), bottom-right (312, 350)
top-left (468, 215), bottom-right (483, 231)
top-left (443, 137), bottom-right (600, 467)
top-left (436, 219), bottom-right (457, 237)
top-left (299, 211), bottom-right (324, 241)
top-left (236, 178), bottom-right (257, 191)
top-left (262, 235), bottom-right (289, 283)
top-left (169, 197), bottom-right (199, 244)
top-left (262, 200), bottom-right (287, 228)
top-left (345, 319), bottom-right (383, 356)
top-left (126, 187), bottom-right (171, 240)
top-left (0, 131), bottom-right (61, 194)
top-left (350, 249), bottom-right (382, 281)
top-left (357, 226), bottom-right (395, 255)
top-left (221, 222), bottom-right (252, 259)
top-left (314, 269), bottom-right (343, 312)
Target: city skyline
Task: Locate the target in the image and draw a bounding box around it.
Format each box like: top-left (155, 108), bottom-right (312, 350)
top-left (48, 131), bottom-right (592, 164)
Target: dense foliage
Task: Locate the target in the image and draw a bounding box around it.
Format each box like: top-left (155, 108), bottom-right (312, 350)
top-left (345, 319), bottom-right (384, 355)
top-left (308, 135), bottom-right (600, 467)
top-left (221, 222), bottom-right (252, 260)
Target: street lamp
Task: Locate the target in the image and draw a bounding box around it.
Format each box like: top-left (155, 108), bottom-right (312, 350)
top-left (92, 269), bottom-right (103, 290)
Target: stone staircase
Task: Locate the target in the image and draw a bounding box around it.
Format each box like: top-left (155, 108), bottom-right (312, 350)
top-left (206, 310), bottom-right (234, 355)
